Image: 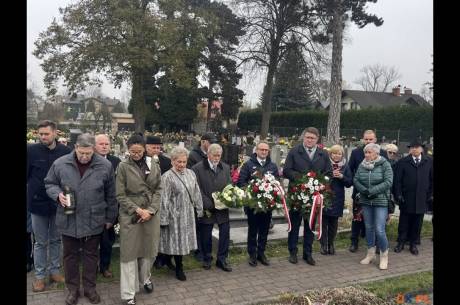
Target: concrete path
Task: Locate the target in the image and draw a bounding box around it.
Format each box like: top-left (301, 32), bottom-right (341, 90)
top-left (27, 238), bottom-right (432, 305)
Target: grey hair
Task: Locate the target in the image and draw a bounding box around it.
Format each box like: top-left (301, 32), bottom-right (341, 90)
top-left (76, 133), bottom-right (95, 147)
top-left (385, 143), bottom-right (398, 152)
top-left (95, 133), bottom-right (110, 143)
top-left (208, 143), bottom-right (223, 155)
top-left (170, 146), bottom-right (189, 160)
top-left (364, 143), bottom-right (380, 154)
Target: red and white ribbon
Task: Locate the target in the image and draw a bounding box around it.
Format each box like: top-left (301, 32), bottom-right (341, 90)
top-left (273, 184), bottom-right (292, 233)
top-left (309, 193), bottom-right (324, 240)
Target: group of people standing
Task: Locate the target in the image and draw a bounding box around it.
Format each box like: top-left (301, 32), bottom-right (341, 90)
top-left (27, 120), bottom-right (432, 305)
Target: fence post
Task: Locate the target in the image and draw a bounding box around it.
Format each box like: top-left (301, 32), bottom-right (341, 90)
top-left (397, 129), bottom-right (400, 144)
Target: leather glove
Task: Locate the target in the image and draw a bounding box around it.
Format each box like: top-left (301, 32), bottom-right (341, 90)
top-left (360, 189), bottom-right (370, 197)
top-left (397, 195), bottom-right (405, 204)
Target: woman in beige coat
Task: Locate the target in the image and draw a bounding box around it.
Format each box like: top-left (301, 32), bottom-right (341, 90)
top-left (116, 135), bottom-right (161, 305)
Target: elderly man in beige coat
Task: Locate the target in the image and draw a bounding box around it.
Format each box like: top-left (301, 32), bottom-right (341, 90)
top-left (116, 134), bottom-right (162, 305)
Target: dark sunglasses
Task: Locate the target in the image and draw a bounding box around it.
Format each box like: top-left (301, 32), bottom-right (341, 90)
top-left (387, 151), bottom-right (397, 155)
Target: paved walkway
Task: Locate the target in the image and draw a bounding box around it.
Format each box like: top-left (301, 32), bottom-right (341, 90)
top-left (27, 238), bottom-right (432, 305)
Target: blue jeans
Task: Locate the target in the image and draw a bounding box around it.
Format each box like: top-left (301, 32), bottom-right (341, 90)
top-left (31, 213), bottom-right (62, 279)
top-left (362, 205), bottom-right (388, 252)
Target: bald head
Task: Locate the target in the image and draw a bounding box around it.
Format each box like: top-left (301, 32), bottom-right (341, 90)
top-left (95, 134), bottom-right (111, 156)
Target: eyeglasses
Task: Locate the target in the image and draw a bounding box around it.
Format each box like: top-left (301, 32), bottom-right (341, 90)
top-left (388, 151), bottom-right (397, 155)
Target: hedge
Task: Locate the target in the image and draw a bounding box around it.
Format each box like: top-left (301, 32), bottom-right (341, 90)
top-left (237, 106), bottom-right (432, 135)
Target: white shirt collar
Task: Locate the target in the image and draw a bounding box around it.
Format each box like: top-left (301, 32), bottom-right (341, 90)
top-left (257, 157), bottom-right (266, 165)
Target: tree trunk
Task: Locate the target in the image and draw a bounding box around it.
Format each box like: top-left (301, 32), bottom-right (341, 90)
top-left (326, 4), bottom-right (344, 146)
top-left (260, 61), bottom-right (277, 140)
top-left (131, 69), bottom-right (146, 133)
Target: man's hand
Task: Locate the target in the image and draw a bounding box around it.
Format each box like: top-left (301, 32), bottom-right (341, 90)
top-left (105, 223), bottom-right (113, 229)
top-left (58, 192), bottom-right (68, 207)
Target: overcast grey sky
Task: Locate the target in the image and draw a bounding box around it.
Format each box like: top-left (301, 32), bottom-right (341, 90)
top-left (27, 0), bottom-right (433, 107)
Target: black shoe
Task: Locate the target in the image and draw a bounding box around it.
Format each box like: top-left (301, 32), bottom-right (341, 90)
top-left (66, 291), bottom-right (80, 305)
top-left (193, 250), bottom-right (203, 262)
top-left (84, 290), bottom-right (101, 304)
top-left (203, 261), bottom-right (211, 270)
top-left (175, 269), bottom-right (187, 281)
top-left (216, 260), bottom-right (232, 272)
top-left (153, 259), bottom-right (163, 269)
top-left (375, 247), bottom-right (380, 255)
top-left (394, 242), bottom-right (405, 253)
top-left (320, 244), bottom-right (328, 255)
top-left (248, 255), bottom-right (257, 267)
top-left (303, 255), bottom-right (316, 266)
top-left (257, 254), bottom-right (270, 266)
top-left (143, 281), bottom-right (153, 293)
top-left (27, 262), bottom-right (34, 273)
top-left (288, 253), bottom-right (298, 264)
top-left (349, 243), bottom-right (358, 253)
top-left (409, 245), bottom-right (419, 256)
top-left (328, 244), bottom-right (335, 255)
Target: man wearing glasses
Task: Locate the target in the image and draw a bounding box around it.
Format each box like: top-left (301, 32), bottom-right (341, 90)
top-left (237, 141), bottom-right (279, 267)
top-left (283, 127), bottom-right (332, 266)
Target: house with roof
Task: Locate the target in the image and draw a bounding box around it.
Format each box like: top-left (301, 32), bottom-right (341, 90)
top-left (314, 86), bottom-right (431, 111)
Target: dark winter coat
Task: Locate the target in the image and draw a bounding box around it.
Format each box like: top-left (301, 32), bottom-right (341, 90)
top-left (323, 161), bottom-right (353, 217)
top-left (393, 154), bottom-right (433, 214)
top-left (192, 160), bottom-right (231, 225)
top-left (107, 154), bottom-right (121, 172)
top-left (158, 154), bottom-right (172, 175)
top-left (283, 144), bottom-right (333, 184)
top-left (187, 145), bottom-right (207, 168)
top-left (237, 153), bottom-right (279, 214)
top-left (348, 146), bottom-right (388, 199)
top-left (27, 142), bottom-right (71, 216)
top-left (236, 153), bottom-right (279, 188)
top-left (44, 152), bottom-right (118, 238)
top-left (353, 157), bottom-right (393, 207)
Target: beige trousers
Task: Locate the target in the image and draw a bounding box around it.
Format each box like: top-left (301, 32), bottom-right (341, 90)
top-left (120, 257), bottom-right (152, 300)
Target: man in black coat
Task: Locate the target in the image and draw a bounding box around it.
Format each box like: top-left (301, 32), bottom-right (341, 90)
top-left (192, 144), bottom-right (232, 272)
top-left (283, 127), bottom-right (332, 266)
top-left (393, 140), bottom-right (433, 255)
top-left (187, 133), bottom-right (218, 169)
top-left (187, 132), bottom-right (218, 261)
top-left (27, 120), bottom-right (71, 292)
top-left (347, 130), bottom-right (388, 253)
top-left (94, 134), bottom-right (121, 278)
top-left (237, 141), bottom-right (279, 267)
top-left (145, 135), bottom-right (172, 175)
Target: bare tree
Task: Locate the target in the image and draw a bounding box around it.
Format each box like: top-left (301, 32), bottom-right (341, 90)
top-left (233, 0), bottom-right (328, 139)
top-left (354, 63), bottom-right (401, 92)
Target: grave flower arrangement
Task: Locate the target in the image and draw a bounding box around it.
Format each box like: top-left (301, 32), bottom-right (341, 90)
top-left (212, 184), bottom-right (247, 209)
top-left (245, 171), bottom-right (284, 213)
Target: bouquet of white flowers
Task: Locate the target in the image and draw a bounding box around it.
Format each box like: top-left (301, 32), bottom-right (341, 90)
top-left (212, 184), bottom-right (246, 210)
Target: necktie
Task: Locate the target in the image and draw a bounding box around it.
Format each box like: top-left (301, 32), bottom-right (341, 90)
top-left (213, 165), bottom-right (217, 172)
top-left (260, 160), bottom-right (265, 167)
top-left (415, 158), bottom-right (420, 166)
top-left (308, 149), bottom-right (313, 158)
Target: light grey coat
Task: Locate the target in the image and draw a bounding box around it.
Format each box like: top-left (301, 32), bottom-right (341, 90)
top-left (159, 168), bottom-right (203, 255)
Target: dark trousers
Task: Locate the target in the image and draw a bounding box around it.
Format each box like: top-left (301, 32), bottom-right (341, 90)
top-left (246, 208), bottom-right (272, 256)
top-left (99, 226), bottom-right (115, 272)
top-left (320, 215), bottom-right (339, 247)
top-left (194, 212), bottom-right (202, 260)
top-left (200, 222), bottom-right (230, 263)
top-left (350, 220), bottom-right (366, 244)
top-left (62, 234), bottom-right (101, 294)
top-left (397, 211), bottom-right (424, 245)
top-left (26, 232), bottom-right (34, 266)
top-left (287, 210), bottom-right (315, 256)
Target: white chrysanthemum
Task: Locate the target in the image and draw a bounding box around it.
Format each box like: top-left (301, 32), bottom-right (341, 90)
top-left (257, 194), bottom-right (262, 198)
top-left (314, 186), bottom-right (319, 191)
top-left (297, 195), bottom-right (302, 200)
top-left (314, 180), bottom-right (318, 185)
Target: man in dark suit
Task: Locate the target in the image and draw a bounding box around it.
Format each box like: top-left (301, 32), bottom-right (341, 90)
top-left (192, 144), bottom-right (232, 272)
top-left (393, 140), bottom-right (433, 255)
top-left (283, 127), bottom-right (332, 266)
top-left (187, 132), bottom-right (218, 261)
top-left (347, 130), bottom-right (388, 253)
top-left (237, 141), bottom-right (279, 267)
top-left (94, 134), bottom-right (121, 278)
top-left (145, 135), bottom-right (172, 175)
